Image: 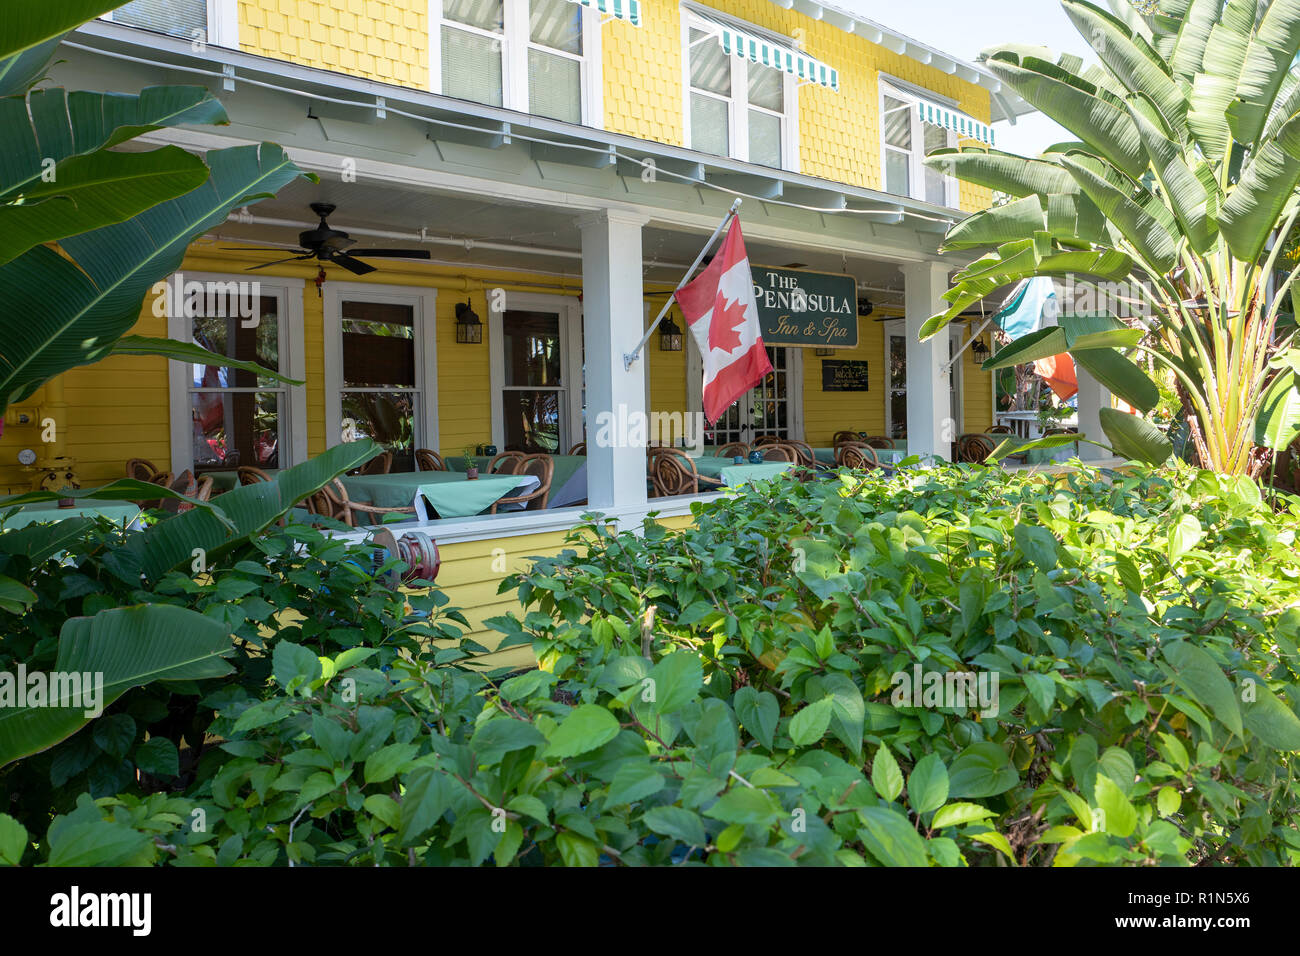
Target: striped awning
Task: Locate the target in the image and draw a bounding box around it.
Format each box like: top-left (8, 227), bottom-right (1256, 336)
top-left (692, 15), bottom-right (838, 92)
top-left (916, 96), bottom-right (995, 146)
top-left (569, 0), bottom-right (640, 26)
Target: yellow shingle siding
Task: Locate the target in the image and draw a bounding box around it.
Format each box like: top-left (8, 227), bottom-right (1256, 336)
top-left (238, 0), bottom-right (428, 88)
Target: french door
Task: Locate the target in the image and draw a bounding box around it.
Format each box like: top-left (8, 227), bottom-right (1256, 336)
top-left (884, 320), bottom-right (962, 439)
top-left (490, 293), bottom-right (583, 453)
top-left (704, 347), bottom-right (799, 445)
top-left (323, 283), bottom-right (439, 470)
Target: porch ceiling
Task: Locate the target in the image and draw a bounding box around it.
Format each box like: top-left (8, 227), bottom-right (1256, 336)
top-left (207, 175), bottom-right (916, 299)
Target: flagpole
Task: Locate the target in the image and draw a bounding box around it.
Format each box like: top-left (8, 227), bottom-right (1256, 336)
top-left (623, 197), bottom-right (742, 370)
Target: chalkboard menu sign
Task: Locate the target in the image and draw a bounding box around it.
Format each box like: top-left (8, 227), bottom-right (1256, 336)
top-left (751, 265), bottom-right (859, 348)
top-left (821, 359), bottom-right (869, 392)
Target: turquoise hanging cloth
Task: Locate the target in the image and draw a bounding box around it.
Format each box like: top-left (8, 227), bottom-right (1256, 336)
top-left (992, 277), bottom-right (1057, 340)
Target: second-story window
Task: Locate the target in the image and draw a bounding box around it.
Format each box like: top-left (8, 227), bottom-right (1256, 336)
top-left (101, 0), bottom-right (236, 47)
top-left (684, 8), bottom-right (796, 170)
top-left (882, 81), bottom-right (965, 207)
top-left (434, 0), bottom-right (597, 127)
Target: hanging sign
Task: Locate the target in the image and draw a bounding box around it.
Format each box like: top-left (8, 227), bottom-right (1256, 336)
top-left (751, 265), bottom-right (859, 349)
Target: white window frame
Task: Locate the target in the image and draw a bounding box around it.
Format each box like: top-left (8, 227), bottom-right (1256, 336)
top-left (879, 80), bottom-right (958, 208)
top-left (322, 282), bottom-right (439, 453)
top-left (102, 0), bottom-right (239, 48)
top-left (428, 0), bottom-right (604, 128)
top-left (686, 342), bottom-right (804, 443)
top-left (488, 291), bottom-right (584, 452)
top-left (680, 5), bottom-right (799, 172)
top-left (166, 273), bottom-right (306, 476)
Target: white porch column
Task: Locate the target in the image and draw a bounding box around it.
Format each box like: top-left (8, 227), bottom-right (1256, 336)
top-left (902, 260), bottom-right (953, 462)
top-left (579, 208), bottom-right (650, 512)
top-left (1074, 364), bottom-right (1112, 460)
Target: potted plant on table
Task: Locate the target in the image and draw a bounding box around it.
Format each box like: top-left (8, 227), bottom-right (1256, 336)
top-left (460, 445), bottom-right (480, 479)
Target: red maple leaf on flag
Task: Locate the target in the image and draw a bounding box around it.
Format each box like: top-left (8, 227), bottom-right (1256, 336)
top-left (708, 294), bottom-right (747, 353)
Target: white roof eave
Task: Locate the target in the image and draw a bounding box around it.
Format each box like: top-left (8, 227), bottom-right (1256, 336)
top-left (770, 0), bottom-right (1035, 125)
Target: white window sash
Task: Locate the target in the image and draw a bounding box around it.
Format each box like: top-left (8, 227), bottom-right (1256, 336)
top-left (880, 82), bottom-right (957, 207)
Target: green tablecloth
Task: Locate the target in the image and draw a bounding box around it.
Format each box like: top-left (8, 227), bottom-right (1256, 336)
top-left (203, 469), bottom-right (281, 492)
top-left (445, 455), bottom-right (587, 507)
top-left (2, 502), bottom-right (141, 529)
top-left (720, 463), bottom-right (792, 486)
top-left (693, 457), bottom-right (792, 484)
top-left (341, 471), bottom-right (537, 519)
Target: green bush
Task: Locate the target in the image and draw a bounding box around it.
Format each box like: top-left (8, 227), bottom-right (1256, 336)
top-left (4, 464), bottom-right (1298, 866)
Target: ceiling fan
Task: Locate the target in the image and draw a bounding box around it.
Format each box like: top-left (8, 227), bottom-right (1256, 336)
top-left (227, 202), bottom-right (432, 275)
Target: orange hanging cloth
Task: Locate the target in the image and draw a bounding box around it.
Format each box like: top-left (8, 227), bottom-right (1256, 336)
top-left (1033, 352), bottom-right (1078, 401)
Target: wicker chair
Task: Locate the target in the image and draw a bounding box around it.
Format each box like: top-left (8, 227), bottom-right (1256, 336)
top-left (648, 448), bottom-right (725, 497)
top-left (490, 454), bottom-right (554, 513)
top-left (957, 434), bottom-right (997, 463)
top-left (835, 442), bottom-right (881, 469)
top-left (831, 431), bottom-right (863, 448)
top-left (717, 442), bottom-right (750, 459)
top-left (753, 434), bottom-right (784, 447)
top-left (862, 435), bottom-right (897, 449)
top-left (305, 478), bottom-right (416, 527)
top-left (138, 471), bottom-right (174, 510)
top-left (782, 438), bottom-right (824, 470)
top-left (349, 451), bottom-right (392, 476)
top-left (756, 444), bottom-right (796, 462)
top-left (988, 424), bottom-right (1014, 434)
top-left (126, 458), bottom-right (159, 481)
top-left (567, 442), bottom-right (587, 455)
top-left (415, 448), bottom-right (446, 472)
top-left (237, 466), bottom-right (273, 486)
top-left (488, 451), bottom-right (524, 474)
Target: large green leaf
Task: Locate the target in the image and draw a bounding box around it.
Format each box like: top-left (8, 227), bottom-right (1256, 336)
top-left (982, 326), bottom-right (1068, 370)
top-left (0, 0), bottom-right (124, 60)
top-left (1219, 113), bottom-right (1300, 264)
top-left (1161, 640), bottom-right (1244, 739)
top-left (1060, 153), bottom-right (1179, 273)
top-left (1169, 0), bottom-right (1219, 81)
top-left (116, 439), bottom-right (383, 581)
top-left (0, 478), bottom-right (232, 526)
top-left (1127, 93), bottom-right (1219, 252)
top-left (0, 142), bottom-right (311, 411)
top-left (1071, 348), bottom-right (1160, 412)
top-left (1099, 407), bottom-right (1173, 464)
top-left (0, 33), bottom-right (63, 97)
top-left (941, 196), bottom-right (1048, 250)
top-left (1064, 1), bottom-right (1187, 134)
top-left (923, 147), bottom-right (1076, 197)
top-left (0, 86), bottom-right (228, 199)
top-left (1060, 313), bottom-right (1145, 351)
top-left (111, 335), bottom-right (305, 386)
top-left (0, 147), bottom-right (210, 266)
top-left (0, 604), bottom-right (236, 768)
top-left (1227, 0), bottom-right (1300, 146)
top-left (1255, 366), bottom-right (1300, 451)
top-left (985, 54), bottom-right (1147, 178)
top-left (1185, 0), bottom-right (1256, 163)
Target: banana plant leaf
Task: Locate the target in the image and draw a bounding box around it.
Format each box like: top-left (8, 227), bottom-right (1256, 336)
top-left (111, 336), bottom-right (305, 386)
top-left (985, 432), bottom-right (1111, 463)
top-left (0, 479), bottom-right (233, 528)
top-left (0, 86), bottom-right (228, 201)
top-left (0, 516), bottom-right (96, 565)
top-left (1072, 347), bottom-right (1161, 412)
top-left (0, 142), bottom-right (312, 412)
top-left (0, 33), bottom-right (64, 96)
top-left (0, 146), bottom-right (210, 266)
top-left (1099, 407), bottom-right (1174, 464)
top-left (0, 0), bottom-right (125, 60)
top-left (0, 604), bottom-right (236, 768)
top-left (117, 439), bottom-right (383, 582)
top-left (1255, 367), bottom-right (1300, 451)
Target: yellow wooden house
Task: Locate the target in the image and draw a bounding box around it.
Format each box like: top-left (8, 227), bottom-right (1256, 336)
top-left (6, 0), bottom-right (1042, 663)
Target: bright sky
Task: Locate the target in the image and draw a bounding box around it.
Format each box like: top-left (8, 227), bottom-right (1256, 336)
top-left (829, 0), bottom-right (1092, 156)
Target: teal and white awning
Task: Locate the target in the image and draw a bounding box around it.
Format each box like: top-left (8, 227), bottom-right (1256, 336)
top-left (569, 0), bottom-right (640, 26)
top-left (692, 14), bottom-right (839, 92)
top-left (916, 95), bottom-right (995, 146)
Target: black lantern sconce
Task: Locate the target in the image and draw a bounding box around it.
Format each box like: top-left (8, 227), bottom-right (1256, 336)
top-left (970, 333), bottom-right (990, 360)
top-left (455, 298), bottom-right (482, 344)
top-left (857, 297), bottom-right (875, 317)
top-left (659, 315), bottom-right (684, 352)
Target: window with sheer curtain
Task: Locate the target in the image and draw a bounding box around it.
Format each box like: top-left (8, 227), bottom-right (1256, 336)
top-left (881, 82), bottom-right (957, 207)
top-left (684, 10), bottom-right (794, 169)
top-left (434, 0), bottom-right (591, 126)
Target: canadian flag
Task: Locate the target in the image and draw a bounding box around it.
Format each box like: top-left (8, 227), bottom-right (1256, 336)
top-left (675, 219), bottom-right (772, 425)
